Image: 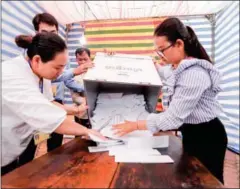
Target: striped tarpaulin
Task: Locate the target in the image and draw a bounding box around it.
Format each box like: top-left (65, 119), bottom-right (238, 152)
top-left (84, 17), bottom-right (166, 59)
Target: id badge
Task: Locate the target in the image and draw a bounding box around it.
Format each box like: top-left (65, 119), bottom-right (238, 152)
top-left (34, 132), bottom-right (50, 145)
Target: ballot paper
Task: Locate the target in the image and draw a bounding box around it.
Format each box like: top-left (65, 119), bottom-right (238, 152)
top-left (126, 136), bottom-right (169, 149)
top-left (88, 133), bottom-right (122, 145)
top-left (108, 146), bottom-right (161, 156)
top-left (115, 155), bottom-right (174, 163)
top-left (90, 93), bottom-right (150, 131)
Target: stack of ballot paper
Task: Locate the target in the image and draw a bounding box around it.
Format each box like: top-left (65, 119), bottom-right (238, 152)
top-left (91, 92), bottom-right (150, 131)
top-left (88, 135), bottom-right (174, 163)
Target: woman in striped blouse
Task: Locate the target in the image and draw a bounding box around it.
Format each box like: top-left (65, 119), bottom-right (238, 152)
top-left (113, 17), bottom-right (228, 184)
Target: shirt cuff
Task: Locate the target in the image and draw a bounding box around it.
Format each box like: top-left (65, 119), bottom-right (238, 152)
top-left (146, 113), bottom-right (160, 134)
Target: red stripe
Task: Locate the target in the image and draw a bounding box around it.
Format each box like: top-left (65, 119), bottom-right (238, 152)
top-left (87, 36), bottom-right (154, 42)
top-left (91, 50), bottom-right (154, 55)
top-left (86, 21), bottom-right (154, 28)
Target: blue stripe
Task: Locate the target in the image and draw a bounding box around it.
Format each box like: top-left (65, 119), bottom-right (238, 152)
top-left (2, 19), bottom-right (31, 35)
top-left (199, 41), bottom-right (212, 46)
top-left (2, 49), bottom-right (19, 58)
top-left (20, 1), bottom-right (41, 15)
top-left (68, 34), bottom-right (83, 38)
top-left (2, 40), bottom-right (18, 49)
top-left (220, 76), bottom-right (239, 85)
top-left (69, 58), bottom-right (76, 62)
top-left (221, 67), bottom-right (240, 77)
top-left (217, 95), bottom-right (239, 101)
top-left (68, 46), bottom-right (83, 50)
top-left (215, 30), bottom-right (239, 45)
top-left (216, 19), bottom-right (239, 41)
top-left (215, 49), bottom-right (240, 63)
top-left (182, 21), bottom-right (210, 26)
top-left (59, 30), bottom-right (65, 38)
top-left (217, 57), bottom-right (239, 70)
top-left (69, 52), bottom-right (77, 57)
top-left (31, 1), bottom-right (45, 12)
top-left (192, 27), bottom-right (211, 32)
top-left (216, 2), bottom-right (236, 22)
top-left (2, 7), bottom-right (34, 30)
top-left (224, 111), bottom-right (239, 120)
top-left (215, 40), bottom-right (239, 57)
top-left (221, 104), bottom-right (239, 111)
top-left (6, 1), bottom-right (35, 20)
top-left (2, 30), bottom-right (18, 39)
top-left (221, 86), bottom-right (239, 93)
top-left (70, 28), bottom-right (85, 33)
top-left (68, 40), bottom-right (81, 45)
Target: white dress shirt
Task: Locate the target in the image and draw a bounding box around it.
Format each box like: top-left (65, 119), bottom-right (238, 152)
top-left (2, 55), bottom-right (67, 166)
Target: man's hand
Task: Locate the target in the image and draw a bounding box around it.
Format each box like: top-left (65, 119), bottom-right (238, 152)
top-left (73, 62), bottom-right (94, 76)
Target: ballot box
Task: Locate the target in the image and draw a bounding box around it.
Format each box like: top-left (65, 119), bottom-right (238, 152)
top-left (83, 52), bottom-right (162, 129)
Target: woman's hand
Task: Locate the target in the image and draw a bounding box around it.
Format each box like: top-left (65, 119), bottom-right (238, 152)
top-left (112, 120), bottom-right (138, 137)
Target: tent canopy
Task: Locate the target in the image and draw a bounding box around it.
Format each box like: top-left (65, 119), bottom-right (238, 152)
top-left (38, 1), bottom-right (232, 24)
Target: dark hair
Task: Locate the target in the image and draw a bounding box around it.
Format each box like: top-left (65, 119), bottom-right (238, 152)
top-left (32, 13), bottom-right (58, 31)
top-left (154, 17), bottom-right (212, 63)
top-left (15, 33), bottom-right (67, 62)
top-left (75, 47), bottom-right (91, 57)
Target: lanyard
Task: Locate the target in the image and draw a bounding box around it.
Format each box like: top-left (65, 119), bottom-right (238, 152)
top-left (28, 60), bottom-right (44, 94)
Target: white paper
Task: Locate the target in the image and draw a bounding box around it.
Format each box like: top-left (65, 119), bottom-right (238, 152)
top-left (126, 136), bottom-right (169, 149)
top-left (115, 155), bottom-right (174, 163)
top-left (88, 146), bottom-right (110, 153)
top-left (88, 133), bottom-right (122, 144)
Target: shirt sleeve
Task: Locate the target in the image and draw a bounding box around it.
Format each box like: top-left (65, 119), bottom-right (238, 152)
top-left (146, 67), bottom-right (211, 133)
top-left (64, 78), bottom-right (84, 93)
top-left (52, 69), bottom-right (74, 83)
top-left (3, 71), bottom-right (67, 134)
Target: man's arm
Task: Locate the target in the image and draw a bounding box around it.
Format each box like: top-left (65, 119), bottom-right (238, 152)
top-left (52, 69), bottom-right (74, 83)
top-left (64, 78), bottom-right (84, 93)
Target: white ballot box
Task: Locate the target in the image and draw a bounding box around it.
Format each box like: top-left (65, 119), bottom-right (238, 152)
top-left (83, 52), bottom-right (163, 129)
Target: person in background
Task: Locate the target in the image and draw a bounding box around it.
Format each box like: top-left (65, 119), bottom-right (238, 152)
top-left (1, 33), bottom-right (106, 176)
top-left (112, 17), bottom-right (227, 184)
top-left (71, 47), bottom-right (92, 129)
top-left (32, 13), bottom-right (94, 152)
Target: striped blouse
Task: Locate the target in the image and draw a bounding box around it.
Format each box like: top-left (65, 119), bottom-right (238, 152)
top-left (147, 58), bottom-right (223, 133)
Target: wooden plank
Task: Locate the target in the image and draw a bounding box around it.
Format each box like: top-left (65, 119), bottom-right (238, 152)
top-left (110, 136), bottom-right (224, 188)
top-left (52, 152), bottom-right (118, 188)
top-left (1, 138), bottom-right (96, 188)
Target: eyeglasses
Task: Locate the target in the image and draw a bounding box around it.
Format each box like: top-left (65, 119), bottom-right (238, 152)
top-left (155, 43), bottom-right (174, 59)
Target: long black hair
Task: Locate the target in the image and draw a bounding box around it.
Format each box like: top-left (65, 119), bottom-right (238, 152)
top-left (154, 17), bottom-right (212, 63)
top-left (15, 32), bottom-right (67, 62)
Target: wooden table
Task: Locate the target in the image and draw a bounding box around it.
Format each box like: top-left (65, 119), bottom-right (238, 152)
top-left (1, 135), bottom-right (224, 188)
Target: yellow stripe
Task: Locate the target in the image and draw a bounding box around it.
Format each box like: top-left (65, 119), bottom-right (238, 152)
top-left (86, 18), bottom-right (156, 25)
top-left (88, 46), bottom-right (154, 51)
top-left (85, 24), bottom-right (154, 31)
top-left (87, 39), bottom-right (153, 45)
top-left (85, 32), bottom-right (154, 38)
